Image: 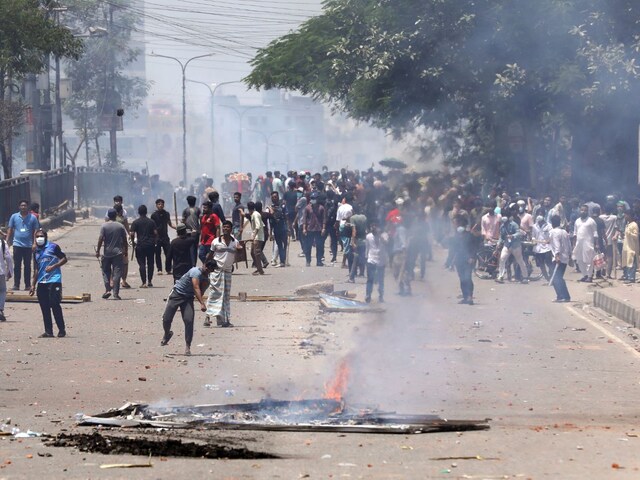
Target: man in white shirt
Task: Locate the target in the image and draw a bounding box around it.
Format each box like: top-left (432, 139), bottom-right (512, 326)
top-left (205, 220), bottom-right (242, 327)
top-left (532, 216), bottom-right (553, 280)
top-left (335, 194), bottom-right (354, 269)
top-left (573, 204), bottom-right (598, 282)
top-left (364, 221), bottom-right (388, 303)
top-left (549, 214), bottom-right (572, 301)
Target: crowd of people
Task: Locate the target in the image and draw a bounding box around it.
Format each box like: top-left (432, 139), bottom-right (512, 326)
top-left (2, 166), bottom-right (640, 352)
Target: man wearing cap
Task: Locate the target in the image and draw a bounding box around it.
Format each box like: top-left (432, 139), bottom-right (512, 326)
top-left (0, 228), bottom-right (14, 321)
top-left (167, 223), bottom-right (196, 283)
top-left (96, 209), bottom-right (128, 300)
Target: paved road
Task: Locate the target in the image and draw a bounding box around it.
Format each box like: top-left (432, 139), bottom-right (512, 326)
top-left (1, 218), bottom-right (640, 479)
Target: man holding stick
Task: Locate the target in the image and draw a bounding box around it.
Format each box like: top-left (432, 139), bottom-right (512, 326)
top-left (549, 214), bottom-right (572, 302)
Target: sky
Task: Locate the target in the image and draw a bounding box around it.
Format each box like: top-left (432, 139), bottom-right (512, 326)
top-left (139, 0), bottom-right (324, 113)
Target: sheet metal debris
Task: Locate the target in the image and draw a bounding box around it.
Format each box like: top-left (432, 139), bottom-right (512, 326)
top-left (319, 294), bottom-right (385, 313)
top-left (77, 399), bottom-right (489, 434)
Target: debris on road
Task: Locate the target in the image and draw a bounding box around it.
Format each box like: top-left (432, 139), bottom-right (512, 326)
top-left (75, 400), bottom-right (490, 434)
top-left (319, 294), bottom-right (384, 313)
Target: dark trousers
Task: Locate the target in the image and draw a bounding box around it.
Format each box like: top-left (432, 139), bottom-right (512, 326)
top-left (535, 251), bottom-right (554, 280)
top-left (135, 245), bottom-right (155, 284)
top-left (273, 229), bottom-right (288, 265)
top-left (365, 262), bottom-right (385, 300)
top-left (350, 240), bottom-right (366, 280)
top-left (13, 246), bottom-right (32, 289)
top-left (162, 290), bottom-right (194, 347)
top-left (37, 283), bottom-right (65, 335)
top-left (623, 257), bottom-right (637, 282)
top-left (328, 227), bottom-right (338, 261)
top-left (304, 231), bottom-right (325, 265)
top-left (551, 262), bottom-right (570, 300)
top-left (155, 236), bottom-right (171, 272)
top-left (251, 240), bottom-right (265, 273)
top-left (101, 254), bottom-right (123, 296)
top-left (455, 261), bottom-right (474, 300)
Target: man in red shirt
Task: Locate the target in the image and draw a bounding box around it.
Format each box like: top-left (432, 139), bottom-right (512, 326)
top-left (198, 201), bottom-right (220, 264)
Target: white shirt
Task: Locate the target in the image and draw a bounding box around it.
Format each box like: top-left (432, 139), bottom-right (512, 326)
top-left (211, 236), bottom-right (239, 273)
top-left (336, 203), bottom-right (353, 226)
top-left (0, 238), bottom-right (13, 276)
top-left (573, 216), bottom-right (598, 244)
top-left (532, 222), bottom-right (551, 253)
top-left (365, 232), bottom-right (389, 266)
top-left (550, 227), bottom-right (571, 264)
top-left (600, 214), bottom-right (617, 244)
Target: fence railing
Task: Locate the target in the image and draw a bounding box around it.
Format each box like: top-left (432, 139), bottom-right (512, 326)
top-left (0, 176), bottom-right (31, 225)
top-left (76, 167), bottom-right (136, 207)
top-left (41, 166), bottom-right (74, 212)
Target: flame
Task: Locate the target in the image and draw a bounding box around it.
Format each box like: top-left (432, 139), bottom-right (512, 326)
top-left (324, 358), bottom-right (350, 401)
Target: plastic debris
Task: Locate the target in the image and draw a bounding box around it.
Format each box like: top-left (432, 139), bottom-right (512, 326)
top-left (224, 389), bottom-right (235, 397)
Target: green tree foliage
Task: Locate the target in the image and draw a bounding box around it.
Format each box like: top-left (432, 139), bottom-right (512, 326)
top-left (247, 0), bottom-right (640, 192)
top-left (63, 0), bottom-right (149, 167)
top-left (0, 0), bottom-right (82, 179)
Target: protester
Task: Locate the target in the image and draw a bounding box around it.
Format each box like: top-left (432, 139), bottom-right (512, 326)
top-left (496, 213), bottom-right (530, 284)
top-left (621, 210), bottom-right (639, 284)
top-left (7, 200), bottom-right (40, 291)
top-left (29, 229), bottom-right (67, 338)
top-left (450, 215), bottom-right (476, 305)
top-left (199, 201), bottom-right (221, 264)
top-left (247, 201), bottom-right (266, 275)
top-left (349, 206), bottom-right (367, 280)
top-left (0, 229), bottom-right (13, 322)
top-left (205, 220), bottom-right (242, 327)
top-left (182, 195), bottom-right (201, 265)
top-left (549, 214), bottom-right (572, 302)
top-left (113, 204), bottom-right (132, 289)
top-left (302, 191), bottom-right (327, 267)
top-left (96, 208), bottom-right (128, 300)
top-left (167, 223), bottom-right (196, 283)
top-left (532, 215), bottom-right (553, 281)
top-left (151, 198), bottom-right (174, 275)
top-left (572, 204), bottom-right (598, 283)
top-left (364, 220), bottom-right (388, 303)
top-left (268, 191), bottom-right (288, 267)
top-left (161, 260), bottom-right (216, 356)
top-left (231, 192), bottom-right (245, 238)
top-left (130, 205), bottom-right (158, 288)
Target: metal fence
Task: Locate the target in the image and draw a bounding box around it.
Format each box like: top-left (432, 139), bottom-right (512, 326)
top-left (76, 166), bottom-right (135, 206)
top-left (41, 166), bottom-right (74, 212)
top-left (0, 176), bottom-right (31, 225)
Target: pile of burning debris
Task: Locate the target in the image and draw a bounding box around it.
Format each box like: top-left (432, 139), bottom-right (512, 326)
top-left (77, 398), bottom-right (489, 434)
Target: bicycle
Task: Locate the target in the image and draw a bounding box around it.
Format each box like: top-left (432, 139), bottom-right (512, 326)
top-left (475, 241), bottom-right (544, 281)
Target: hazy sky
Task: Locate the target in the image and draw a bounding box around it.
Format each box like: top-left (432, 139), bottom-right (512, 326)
top-left (140, 0), bottom-right (323, 113)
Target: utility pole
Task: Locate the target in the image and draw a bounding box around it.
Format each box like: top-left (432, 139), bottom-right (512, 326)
top-left (107, 3), bottom-right (118, 168)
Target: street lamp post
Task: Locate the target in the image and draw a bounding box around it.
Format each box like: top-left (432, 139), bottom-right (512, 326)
top-left (244, 129), bottom-right (293, 172)
top-left (150, 52), bottom-right (214, 185)
top-left (186, 79), bottom-right (244, 175)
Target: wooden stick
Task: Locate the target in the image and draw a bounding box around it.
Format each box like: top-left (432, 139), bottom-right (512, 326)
top-left (173, 191), bottom-right (178, 226)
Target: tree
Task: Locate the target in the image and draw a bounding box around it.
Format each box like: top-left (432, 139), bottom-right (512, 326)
top-left (0, 0), bottom-right (82, 179)
top-left (63, 0), bottom-right (149, 168)
top-left (247, 0), bottom-right (640, 193)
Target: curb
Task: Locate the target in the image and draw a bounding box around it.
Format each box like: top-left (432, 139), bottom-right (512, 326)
top-left (593, 290), bottom-right (640, 328)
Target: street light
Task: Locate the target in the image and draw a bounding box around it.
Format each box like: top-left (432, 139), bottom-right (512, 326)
top-left (186, 79), bottom-right (245, 175)
top-left (150, 52), bottom-right (214, 185)
top-left (244, 129), bottom-right (293, 172)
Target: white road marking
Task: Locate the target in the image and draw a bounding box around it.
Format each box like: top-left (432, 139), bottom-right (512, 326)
top-left (566, 305), bottom-right (640, 359)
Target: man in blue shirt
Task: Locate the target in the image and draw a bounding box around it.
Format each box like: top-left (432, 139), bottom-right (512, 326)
top-left (29, 229), bottom-right (67, 338)
top-left (7, 200), bottom-right (40, 291)
top-left (160, 260), bottom-right (216, 356)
